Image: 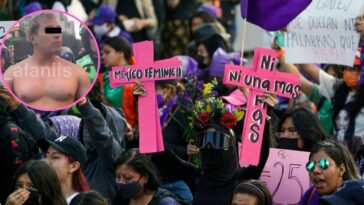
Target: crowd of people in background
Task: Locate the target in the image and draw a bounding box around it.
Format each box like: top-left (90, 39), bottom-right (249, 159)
top-left (1, 0), bottom-right (364, 205)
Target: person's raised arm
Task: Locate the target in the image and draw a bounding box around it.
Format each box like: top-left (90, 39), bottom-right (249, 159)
top-left (151, 144), bottom-right (199, 194)
top-left (278, 54), bottom-right (315, 99)
top-left (300, 63), bottom-right (321, 84)
top-left (140, 0), bottom-right (158, 29)
top-left (77, 98), bottom-right (125, 163)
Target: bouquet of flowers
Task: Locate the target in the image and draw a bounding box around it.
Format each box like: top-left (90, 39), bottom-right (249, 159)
top-left (174, 76), bottom-right (245, 166)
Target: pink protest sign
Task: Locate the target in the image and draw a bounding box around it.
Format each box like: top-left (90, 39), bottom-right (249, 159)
top-left (224, 48), bottom-right (301, 165)
top-left (109, 41), bottom-right (182, 153)
top-left (260, 148), bottom-right (310, 205)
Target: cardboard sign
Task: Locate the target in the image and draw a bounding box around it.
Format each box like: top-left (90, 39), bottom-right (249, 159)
top-left (285, 0), bottom-right (363, 66)
top-left (109, 41), bottom-right (182, 153)
top-left (0, 21), bottom-right (15, 45)
top-left (260, 148), bottom-right (311, 205)
top-left (224, 48), bottom-right (301, 165)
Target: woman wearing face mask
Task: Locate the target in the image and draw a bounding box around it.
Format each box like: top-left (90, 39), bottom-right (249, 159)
top-left (38, 135), bottom-right (89, 204)
top-left (89, 5), bottom-right (133, 45)
top-left (5, 160), bottom-right (67, 205)
top-left (276, 108), bottom-right (328, 151)
top-left (277, 47), bottom-right (364, 154)
top-left (300, 140), bottom-right (361, 205)
top-left (156, 81), bottom-right (178, 126)
top-left (114, 148), bottom-right (180, 205)
top-left (193, 23), bottom-right (228, 81)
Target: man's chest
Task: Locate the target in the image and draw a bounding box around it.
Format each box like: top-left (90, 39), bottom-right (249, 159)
top-left (13, 75), bottom-right (78, 102)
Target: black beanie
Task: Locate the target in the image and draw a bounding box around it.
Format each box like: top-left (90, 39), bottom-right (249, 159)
top-left (200, 34), bottom-right (227, 58)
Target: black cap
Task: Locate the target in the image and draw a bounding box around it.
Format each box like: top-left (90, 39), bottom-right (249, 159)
top-left (38, 136), bottom-right (87, 169)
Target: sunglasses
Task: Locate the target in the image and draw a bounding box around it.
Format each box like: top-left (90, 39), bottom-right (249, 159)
top-left (306, 158), bottom-right (330, 172)
top-left (196, 131), bottom-right (232, 150)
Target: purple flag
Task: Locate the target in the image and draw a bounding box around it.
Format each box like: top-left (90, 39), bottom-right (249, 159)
top-left (241, 0), bottom-right (312, 31)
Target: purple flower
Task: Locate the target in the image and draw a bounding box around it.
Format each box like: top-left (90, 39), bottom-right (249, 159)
top-left (195, 81), bottom-right (204, 92)
top-left (212, 90), bottom-right (219, 97)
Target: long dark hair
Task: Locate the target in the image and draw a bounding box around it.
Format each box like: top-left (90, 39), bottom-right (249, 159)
top-left (332, 78), bottom-right (364, 149)
top-left (309, 140), bottom-right (361, 180)
top-left (114, 148), bottom-right (160, 193)
top-left (277, 108), bottom-right (328, 151)
top-left (14, 160), bottom-right (67, 205)
top-left (103, 36), bottom-right (132, 63)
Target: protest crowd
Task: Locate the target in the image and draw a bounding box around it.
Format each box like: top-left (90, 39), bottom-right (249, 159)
top-left (1, 0), bottom-right (364, 205)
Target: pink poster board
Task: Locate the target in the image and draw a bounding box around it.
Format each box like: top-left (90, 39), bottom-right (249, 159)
top-left (109, 41), bottom-right (182, 153)
top-left (224, 48), bottom-right (301, 165)
top-left (260, 148), bottom-right (311, 205)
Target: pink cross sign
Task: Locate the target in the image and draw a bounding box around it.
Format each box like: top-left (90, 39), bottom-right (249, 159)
top-left (224, 48), bottom-right (301, 165)
top-left (109, 41), bottom-right (182, 153)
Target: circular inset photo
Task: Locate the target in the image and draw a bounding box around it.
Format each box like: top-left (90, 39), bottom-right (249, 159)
top-left (0, 10), bottom-right (100, 111)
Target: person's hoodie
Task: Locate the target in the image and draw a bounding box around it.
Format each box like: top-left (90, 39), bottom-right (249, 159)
top-left (78, 100), bottom-right (126, 204)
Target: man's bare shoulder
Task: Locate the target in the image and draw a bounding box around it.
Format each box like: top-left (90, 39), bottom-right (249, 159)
top-left (56, 57), bottom-right (90, 82)
top-left (57, 56), bottom-right (85, 71)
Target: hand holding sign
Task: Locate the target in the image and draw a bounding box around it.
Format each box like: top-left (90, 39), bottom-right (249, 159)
top-left (224, 48), bottom-right (301, 165)
top-left (257, 92), bottom-right (279, 107)
top-left (109, 41), bottom-right (182, 153)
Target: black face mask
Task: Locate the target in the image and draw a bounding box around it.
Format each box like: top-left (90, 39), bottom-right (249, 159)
top-left (117, 181), bottom-right (142, 199)
top-left (195, 55), bottom-right (209, 69)
top-left (200, 148), bottom-right (225, 171)
top-left (277, 138), bottom-right (300, 150)
top-left (24, 190), bottom-right (40, 205)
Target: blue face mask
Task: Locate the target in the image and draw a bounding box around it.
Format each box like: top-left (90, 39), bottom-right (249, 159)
top-left (117, 181), bottom-right (142, 199)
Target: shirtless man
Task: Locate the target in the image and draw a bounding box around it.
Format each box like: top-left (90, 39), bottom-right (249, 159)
top-left (4, 12), bottom-right (90, 110)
